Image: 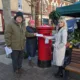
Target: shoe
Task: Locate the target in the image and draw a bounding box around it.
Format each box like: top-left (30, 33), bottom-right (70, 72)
top-left (18, 68), bottom-right (25, 74)
top-left (54, 66), bottom-right (63, 78)
top-left (13, 70), bottom-right (21, 79)
top-left (54, 72), bottom-right (63, 78)
top-left (14, 70), bottom-right (19, 74)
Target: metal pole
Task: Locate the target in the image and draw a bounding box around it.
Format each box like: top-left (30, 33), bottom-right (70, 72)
top-left (41, 0), bottom-right (42, 25)
top-left (31, 0), bottom-right (33, 19)
top-left (35, 0), bottom-right (40, 27)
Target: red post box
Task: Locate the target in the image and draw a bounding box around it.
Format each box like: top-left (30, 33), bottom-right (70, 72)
top-left (37, 25), bottom-right (53, 68)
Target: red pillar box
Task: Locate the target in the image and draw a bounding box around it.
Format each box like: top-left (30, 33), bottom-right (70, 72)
top-left (37, 25), bottom-right (53, 68)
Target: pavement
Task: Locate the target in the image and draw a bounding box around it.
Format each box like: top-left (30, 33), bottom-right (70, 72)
top-left (0, 35), bottom-right (5, 45)
top-left (0, 34), bottom-right (80, 80)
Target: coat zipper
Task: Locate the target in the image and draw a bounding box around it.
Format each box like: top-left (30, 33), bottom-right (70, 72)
top-left (20, 24), bottom-right (22, 50)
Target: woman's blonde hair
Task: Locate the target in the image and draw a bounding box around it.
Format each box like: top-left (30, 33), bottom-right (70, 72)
top-left (58, 17), bottom-right (67, 29)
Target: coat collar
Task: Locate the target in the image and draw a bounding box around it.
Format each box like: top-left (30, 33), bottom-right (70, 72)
top-left (58, 27), bottom-right (66, 33)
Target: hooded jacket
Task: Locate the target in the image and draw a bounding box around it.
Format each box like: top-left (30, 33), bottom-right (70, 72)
top-left (5, 19), bottom-right (34, 50)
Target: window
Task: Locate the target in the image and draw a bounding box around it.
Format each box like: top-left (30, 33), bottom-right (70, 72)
top-left (42, 18), bottom-right (49, 25)
top-left (18, 0), bottom-right (22, 10)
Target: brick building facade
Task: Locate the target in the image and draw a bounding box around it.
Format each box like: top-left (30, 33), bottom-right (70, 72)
top-left (0, 0), bottom-right (78, 33)
top-left (37, 0), bottom-right (74, 26)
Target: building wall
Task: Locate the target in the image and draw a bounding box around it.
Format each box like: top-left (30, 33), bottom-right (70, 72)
top-left (22, 0), bottom-right (31, 13)
top-left (0, 0), bottom-right (31, 33)
top-left (0, 0), bottom-right (2, 9)
top-left (37, 0), bottom-right (73, 26)
top-left (10, 0), bottom-right (18, 11)
top-left (0, 0), bottom-right (31, 13)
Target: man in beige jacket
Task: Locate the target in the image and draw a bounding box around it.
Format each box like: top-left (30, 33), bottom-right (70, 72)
top-left (5, 11), bottom-right (35, 74)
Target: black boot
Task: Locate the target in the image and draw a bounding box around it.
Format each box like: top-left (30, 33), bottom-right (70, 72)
top-left (54, 66), bottom-right (63, 78)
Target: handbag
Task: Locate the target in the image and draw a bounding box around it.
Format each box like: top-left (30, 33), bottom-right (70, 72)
top-left (63, 47), bottom-right (72, 67)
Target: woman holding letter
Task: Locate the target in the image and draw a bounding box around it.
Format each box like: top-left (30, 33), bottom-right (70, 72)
top-left (44, 17), bottom-right (67, 78)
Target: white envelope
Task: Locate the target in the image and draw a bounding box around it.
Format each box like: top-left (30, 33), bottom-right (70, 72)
top-left (45, 38), bottom-right (49, 44)
top-left (45, 36), bottom-right (53, 40)
top-left (5, 46), bottom-right (12, 55)
top-left (36, 33), bottom-right (43, 37)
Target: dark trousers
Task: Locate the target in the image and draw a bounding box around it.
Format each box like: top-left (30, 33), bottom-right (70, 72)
top-left (11, 50), bottom-right (24, 72)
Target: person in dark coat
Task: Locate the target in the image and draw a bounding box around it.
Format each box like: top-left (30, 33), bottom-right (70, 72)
top-left (26, 20), bottom-right (37, 66)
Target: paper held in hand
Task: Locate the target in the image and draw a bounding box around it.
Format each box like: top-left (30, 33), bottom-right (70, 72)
top-left (44, 36), bottom-right (53, 40)
top-left (36, 33), bottom-right (43, 37)
top-left (45, 38), bottom-right (49, 44)
top-left (5, 46), bottom-right (12, 55)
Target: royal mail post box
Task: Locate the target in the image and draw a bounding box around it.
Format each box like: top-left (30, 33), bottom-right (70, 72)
top-left (37, 25), bottom-right (53, 68)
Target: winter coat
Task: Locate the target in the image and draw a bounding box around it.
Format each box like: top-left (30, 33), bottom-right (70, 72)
top-left (52, 27), bottom-right (67, 66)
top-left (26, 26), bottom-right (37, 57)
top-left (5, 19), bottom-right (34, 50)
